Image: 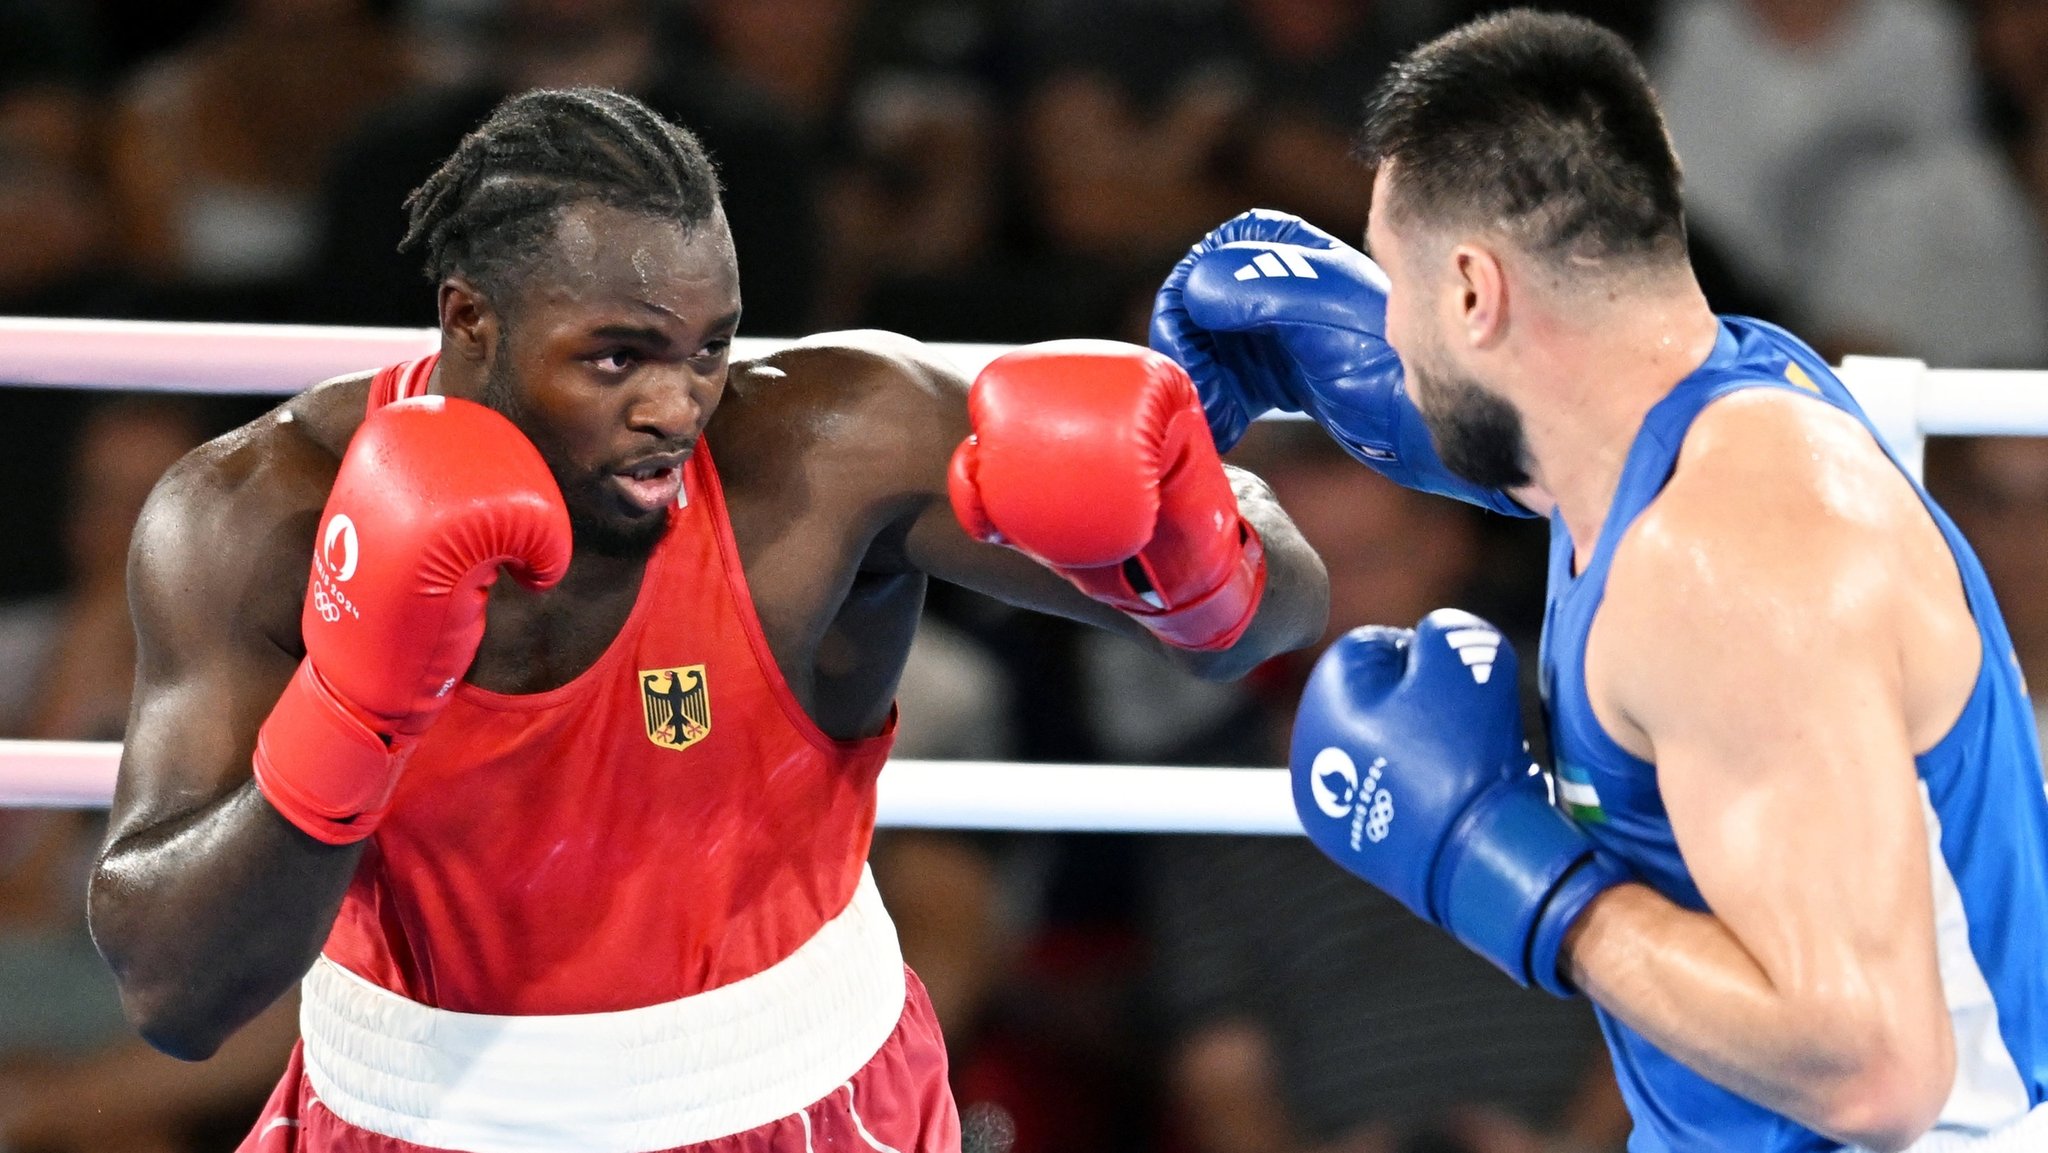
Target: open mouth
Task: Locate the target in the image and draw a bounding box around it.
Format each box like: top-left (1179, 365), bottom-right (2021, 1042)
top-left (610, 454), bottom-right (688, 512)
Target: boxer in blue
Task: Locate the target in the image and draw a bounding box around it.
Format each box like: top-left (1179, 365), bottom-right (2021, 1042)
top-left (1152, 11), bottom-right (2048, 1153)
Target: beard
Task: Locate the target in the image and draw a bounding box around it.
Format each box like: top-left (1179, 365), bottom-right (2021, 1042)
top-left (482, 354), bottom-right (670, 559)
top-left (1407, 354), bottom-right (1535, 491)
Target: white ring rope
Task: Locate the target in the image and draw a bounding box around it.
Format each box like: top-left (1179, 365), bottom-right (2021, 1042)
top-left (0, 316), bottom-right (2044, 827)
top-left (3, 317), bottom-right (2043, 441)
top-left (0, 741), bottom-right (1303, 834)
top-left (0, 317), bottom-right (1016, 395)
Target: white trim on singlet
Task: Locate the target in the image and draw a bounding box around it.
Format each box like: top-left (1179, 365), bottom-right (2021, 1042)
top-left (1860, 1101), bottom-right (2048, 1153)
top-left (1918, 786), bottom-right (2031, 1135)
top-left (299, 868), bottom-right (906, 1153)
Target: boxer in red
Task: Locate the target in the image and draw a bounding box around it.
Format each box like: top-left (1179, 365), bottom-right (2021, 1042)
top-left (86, 89), bottom-right (1327, 1153)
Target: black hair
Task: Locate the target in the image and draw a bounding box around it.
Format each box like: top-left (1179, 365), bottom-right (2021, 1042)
top-left (1357, 9), bottom-right (1687, 270)
top-left (399, 87), bottom-right (723, 309)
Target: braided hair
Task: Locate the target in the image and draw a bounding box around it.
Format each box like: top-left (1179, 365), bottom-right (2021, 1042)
top-left (399, 88), bottom-right (723, 312)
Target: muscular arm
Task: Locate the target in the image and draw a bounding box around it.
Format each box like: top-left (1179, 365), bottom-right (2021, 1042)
top-left (1561, 397), bottom-right (1967, 1150)
top-left (88, 421), bottom-right (360, 1061)
top-left (842, 332), bottom-right (1328, 679)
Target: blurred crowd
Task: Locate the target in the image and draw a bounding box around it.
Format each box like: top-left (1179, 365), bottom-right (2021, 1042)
top-left (4, 0), bottom-right (2048, 1151)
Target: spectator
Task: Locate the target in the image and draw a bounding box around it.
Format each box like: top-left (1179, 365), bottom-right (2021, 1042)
top-left (0, 0), bottom-right (118, 315)
top-left (688, 0), bottom-right (1016, 331)
top-left (1973, 0), bottom-right (2048, 230)
top-left (1017, 2), bottom-right (1280, 285)
top-left (1144, 428), bottom-right (1626, 1153)
top-left (871, 616), bottom-right (1131, 1153)
top-left (0, 398), bottom-right (296, 1153)
top-left (106, 0), bottom-right (409, 319)
top-left (305, 0), bottom-right (821, 334)
top-left (1653, 0), bottom-right (2048, 366)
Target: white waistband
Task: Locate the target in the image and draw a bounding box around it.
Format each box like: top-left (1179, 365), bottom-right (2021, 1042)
top-left (300, 868), bottom-right (906, 1153)
top-left (1869, 1101), bottom-right (2048, 1153)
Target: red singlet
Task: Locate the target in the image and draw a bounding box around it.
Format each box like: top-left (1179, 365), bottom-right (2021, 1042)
top-left (239, 358), bottom-right (960, 1153)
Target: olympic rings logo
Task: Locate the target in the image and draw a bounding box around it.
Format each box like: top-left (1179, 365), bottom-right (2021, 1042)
top-left (310, 576), bottom-right (359, 625)
top-left (1363, 788), bottom-right (1395, 843)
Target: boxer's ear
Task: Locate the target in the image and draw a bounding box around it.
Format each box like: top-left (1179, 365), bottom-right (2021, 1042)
top-left (1450, 243), bottom-right (1508, 352)
top-left (436, 276), bottom-right (498, 366)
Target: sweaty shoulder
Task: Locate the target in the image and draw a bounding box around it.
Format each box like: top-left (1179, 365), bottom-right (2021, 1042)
top-left (707, 330), bottom-right (970, 509)
top-left (130, 374), bottom-right (373, 652)
top-left (1640, 386), bottom-right (1914, 574)
top-left (1594, 387), bottom-right (1977, 753)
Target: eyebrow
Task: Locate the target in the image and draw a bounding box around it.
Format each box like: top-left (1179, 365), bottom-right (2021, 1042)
top-left (627, 299), bottom-right (743, 332)
top-left (589, 307), bottom-right (743, 344)
top-left (589, 323), bottom-right (673, 344)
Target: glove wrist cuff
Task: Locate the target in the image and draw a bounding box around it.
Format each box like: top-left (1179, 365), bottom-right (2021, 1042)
top-left (253, 661), bottom-right (406, 845)
top-left (1436, 774), bottom-right (1628, 995)
top-left (1529, 851), bottom-right (1632, 997)
top-left (1129, 519), bottom-right (1268, 651)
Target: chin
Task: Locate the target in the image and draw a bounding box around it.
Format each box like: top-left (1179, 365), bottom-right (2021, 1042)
top-left (568, 501), bottom-right (669, 559)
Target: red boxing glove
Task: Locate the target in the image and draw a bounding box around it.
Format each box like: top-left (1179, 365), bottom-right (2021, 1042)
top-left (950, 339), bottom-right (1267, 651)
top-left (253, 396), bottom-right (572, 843)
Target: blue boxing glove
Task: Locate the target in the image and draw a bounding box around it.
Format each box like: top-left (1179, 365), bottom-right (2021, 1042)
top-left (1150, 210), bottom-right (1529, 517)
top-left (1291, 609), bottom-right (1628, 995)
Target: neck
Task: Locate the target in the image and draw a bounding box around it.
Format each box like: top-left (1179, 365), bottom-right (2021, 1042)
top-left (487, 537), bottom-right (653, 630)
top-left (1518, 280), bottom-right (1721, 560)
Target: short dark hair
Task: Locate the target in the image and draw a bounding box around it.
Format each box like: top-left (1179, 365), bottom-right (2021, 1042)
top-left (1358, 9), bottom-right (1686, 270)
top-left (399, 88), bottom-right (723, 309)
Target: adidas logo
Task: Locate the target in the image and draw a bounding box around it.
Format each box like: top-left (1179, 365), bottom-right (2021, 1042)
top-left (1233, 248), bottom-right (1319, 281)
top-left (1444, 627), bottom-right (1499, 684)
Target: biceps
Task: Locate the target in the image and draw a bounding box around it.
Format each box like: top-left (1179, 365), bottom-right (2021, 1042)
top-left (111, 632), bottom-right (297, 843)
top-left (1657, 711), bottom-right (1934, 981)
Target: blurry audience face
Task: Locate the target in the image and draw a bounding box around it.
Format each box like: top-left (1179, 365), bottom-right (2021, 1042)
top-left (67, 402), bottom-right (210, 588)
top-left (1741, 0), bottom-right (1862, 47)
top-left (0, 87), bottom-right (109, 304)
top-left (1937, 438), bottom-right (2048, 668)
top-left (869, 831), bottom-right (1006, 1039)
top-left (1979, 0), bottom-right (2048, 110)
top-left (1024, 73), bottom-right (1246, 266)
top-left (1239, 0), bottom-right (1368, 61)
top-left (698, 0), bottom-right (866, 123)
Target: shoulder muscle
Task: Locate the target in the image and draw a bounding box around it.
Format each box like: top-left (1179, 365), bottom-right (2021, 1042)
top-left (1596, 386), bottom-right (1971, 762)
top-left (112, 409), bottom-right (338, 838)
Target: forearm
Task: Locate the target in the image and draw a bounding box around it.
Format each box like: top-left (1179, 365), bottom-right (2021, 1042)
top-left (90, 783), bottom-right (360, 1059)
top-left (1177, 466), bottom-right (1329, 681)
top-left (1563, 883), bottom-right (1929, 1148)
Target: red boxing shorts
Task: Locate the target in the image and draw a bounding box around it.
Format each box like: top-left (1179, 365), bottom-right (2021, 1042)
top-left (238, 870), bottom-right (960, 1152)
